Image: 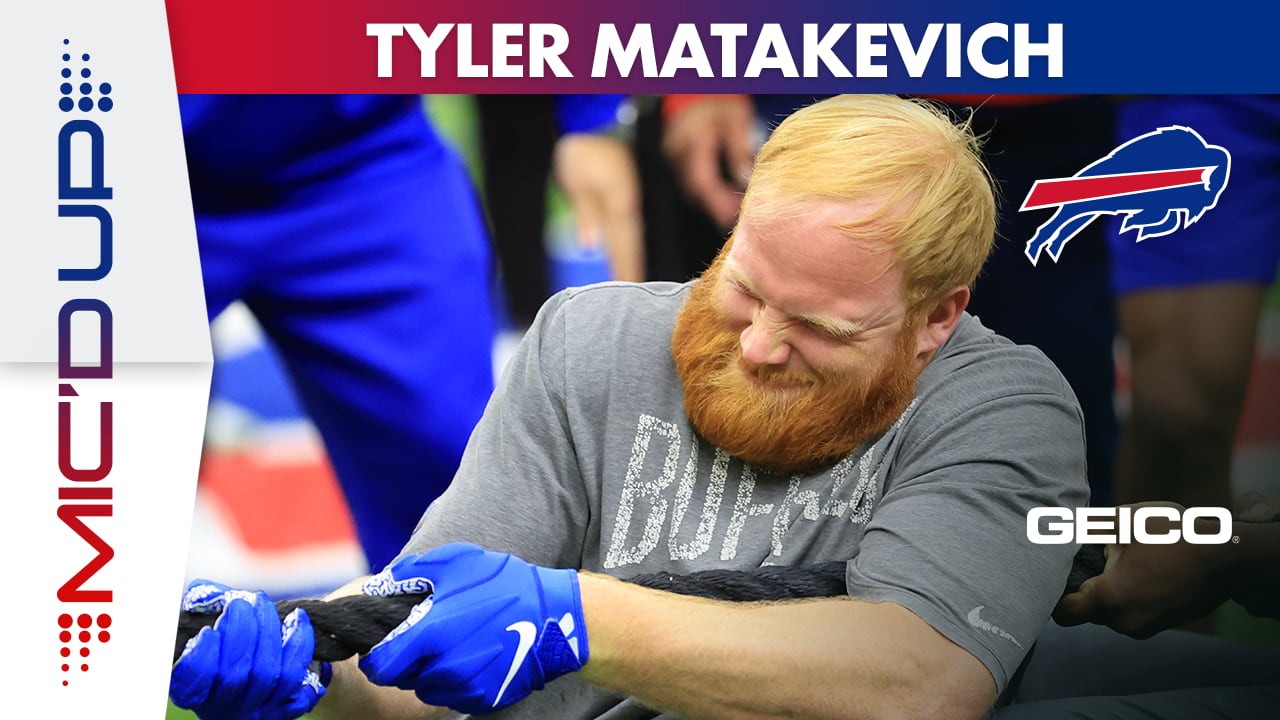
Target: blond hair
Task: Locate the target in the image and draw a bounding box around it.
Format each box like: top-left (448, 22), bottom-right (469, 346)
top-left (742, 94), bottom-right (997, 311)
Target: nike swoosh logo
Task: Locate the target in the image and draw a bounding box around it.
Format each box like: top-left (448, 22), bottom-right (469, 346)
top-left (493, 620), bottom-right (538, 707)
top-left (966, 605), bottom-right (990, 630)
top-left (966, 606), bottom-right (1023, 649)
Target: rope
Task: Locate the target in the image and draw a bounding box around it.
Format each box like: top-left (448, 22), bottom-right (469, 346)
top-left (173, 544), bottom-right (1106, 663)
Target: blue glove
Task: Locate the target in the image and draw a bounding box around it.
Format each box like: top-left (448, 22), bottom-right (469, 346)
top-left (170, 580), bottom-right (329, 720)
top-left (359, 543), bottom-right (588, 714)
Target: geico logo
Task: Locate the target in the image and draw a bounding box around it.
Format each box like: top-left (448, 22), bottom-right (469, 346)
top-left (1026, 506), bottom-right (1233, 545)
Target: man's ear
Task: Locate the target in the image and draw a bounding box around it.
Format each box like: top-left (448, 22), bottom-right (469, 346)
top-left (913, 285), bottom-right (969, 360)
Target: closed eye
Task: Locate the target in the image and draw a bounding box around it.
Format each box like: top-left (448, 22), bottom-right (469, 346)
top-left (731, 279), bottom-right (761, 302)
top-left (800, 317), bottom-right (836, 337)
top-left (732, 279), bottom-right (753, 296)
top-left (798, 315), bottom-right (864, 343)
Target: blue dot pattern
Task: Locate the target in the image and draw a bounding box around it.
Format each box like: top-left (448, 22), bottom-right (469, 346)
top-left (59, 41), bottom-right (113, 113)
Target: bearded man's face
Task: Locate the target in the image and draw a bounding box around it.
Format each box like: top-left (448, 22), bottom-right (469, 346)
top-left (671, 202), bottom-right (928, 476)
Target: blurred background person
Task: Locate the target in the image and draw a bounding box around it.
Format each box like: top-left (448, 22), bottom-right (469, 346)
top-left (477, 94), bottom-right (644, 328)
top-left (184, 94), bottom-right (645, 595)
top-left (1108, 95), bottom-right (1280, 512)
top-left (182, 95), bottom-right (497, 575)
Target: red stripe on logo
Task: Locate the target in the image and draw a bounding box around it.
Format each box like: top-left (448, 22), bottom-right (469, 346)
top-left (1022, 167), bottom-right (1212, 210)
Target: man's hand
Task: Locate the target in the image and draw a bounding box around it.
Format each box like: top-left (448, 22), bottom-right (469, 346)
top-left (170, 581), bottom-right (329, 720)
top-left (358, 543), bottom-right (588, 715)
top-left (661, 95), bottom-right (756, 231)
top-left (553, 133), bottom-right (644, 282)
top-left (1053, 502), bottom-right (1230, 638)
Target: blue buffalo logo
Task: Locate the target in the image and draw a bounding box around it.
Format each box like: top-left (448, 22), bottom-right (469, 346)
top-left (1021, 126), bottom-right (1231, 265)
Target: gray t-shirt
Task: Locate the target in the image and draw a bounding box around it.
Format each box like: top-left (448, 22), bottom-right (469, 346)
top-left (401, 281), bottom-right (1090, 719)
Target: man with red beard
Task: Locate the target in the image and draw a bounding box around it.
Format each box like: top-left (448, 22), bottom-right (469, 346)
top-left (170, 95), bottom-right (1089, 720)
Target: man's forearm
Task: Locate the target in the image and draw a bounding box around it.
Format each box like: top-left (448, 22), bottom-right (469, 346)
top-left (576, 573), bottom-right (994, 720)
top-left (310, 577), bottom-right (446, 720)
top-left (310, 658), bottom-right (445, 720)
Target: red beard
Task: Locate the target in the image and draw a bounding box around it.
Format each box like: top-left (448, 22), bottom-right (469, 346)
top-left (671, 258), bottom-right (921, 476)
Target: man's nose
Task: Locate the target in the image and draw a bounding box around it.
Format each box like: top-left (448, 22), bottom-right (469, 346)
top-left (739, 311), bottom-right (792, 367)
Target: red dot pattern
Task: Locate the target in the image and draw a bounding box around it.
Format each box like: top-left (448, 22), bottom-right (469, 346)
top-left (60, 612), bottom-right (112, 686)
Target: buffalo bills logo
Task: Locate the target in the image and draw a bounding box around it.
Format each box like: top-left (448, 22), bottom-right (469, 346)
top-left (1021, 126), bottom-right (1231, 265)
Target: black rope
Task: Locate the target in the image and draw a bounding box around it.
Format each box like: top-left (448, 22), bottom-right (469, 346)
top-left (173, 544), bottom-right (1106, 664)
top-left (171, 593), bottom-right (429, 665)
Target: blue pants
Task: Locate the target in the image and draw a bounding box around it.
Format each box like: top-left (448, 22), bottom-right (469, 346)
top-left (191, 98), bottom-right (496, 569)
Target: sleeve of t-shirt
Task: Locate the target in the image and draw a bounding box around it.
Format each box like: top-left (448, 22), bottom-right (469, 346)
top-left (395, 290), bottom-right (589, 571)
top-left (844, 344), bottom-right (1091, 695)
